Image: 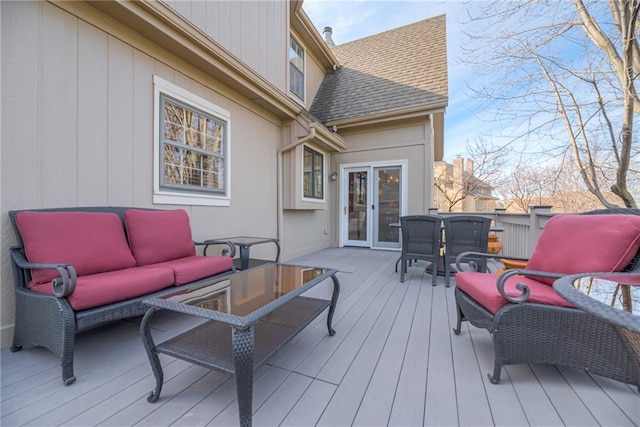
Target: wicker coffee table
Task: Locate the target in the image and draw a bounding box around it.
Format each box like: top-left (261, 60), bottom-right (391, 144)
top-left (140, 263), bottom-right (340, 427)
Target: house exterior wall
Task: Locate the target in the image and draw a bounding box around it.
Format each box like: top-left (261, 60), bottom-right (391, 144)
top-left (304, 49), bottom-right (327, 109)
top-left (163, 0), bottom-right (288, 93)
top-left (0, 0), bottom-right (326, 347)
top-left (329, 118), bottom-right (434, 246)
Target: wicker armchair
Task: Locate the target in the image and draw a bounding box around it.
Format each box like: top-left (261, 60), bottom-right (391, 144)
top-left (452, 208), bottom-right (640, 389)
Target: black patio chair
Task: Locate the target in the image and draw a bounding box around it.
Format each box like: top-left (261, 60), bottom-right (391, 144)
top-left (442, 216), bottom-right (492, 287)
top-left (399, 215), bottom-right (442, 286)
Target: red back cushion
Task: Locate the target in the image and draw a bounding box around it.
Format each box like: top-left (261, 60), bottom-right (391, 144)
top-left (526, 214), bottom-right (640, 285)
top-left (124, 209), bottom-right (195, 266)
top-left (15, 211), bottom-right (136, 286)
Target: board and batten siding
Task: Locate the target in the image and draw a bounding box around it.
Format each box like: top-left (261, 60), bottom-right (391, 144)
top-left (163, 0), bottom-right (288, 93)
top-left (0, 0), bottom-right (297, 348)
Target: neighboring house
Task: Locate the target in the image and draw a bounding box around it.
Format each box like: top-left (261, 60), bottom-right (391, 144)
top-left (434, 157), bottom-right (497, 212)
top-left (0, 0), bottom-right (447, 346)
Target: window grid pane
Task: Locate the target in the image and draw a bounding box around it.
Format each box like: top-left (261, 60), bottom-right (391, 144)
top-left (303, 146), bottom-right (323, 199)
top-left (161, 95), bottom-right (225, 193)
top-left (289, 36), bottom-right (305, 101)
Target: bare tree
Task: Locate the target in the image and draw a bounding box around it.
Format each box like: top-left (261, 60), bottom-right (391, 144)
top-left (463, 0), bottom-right (639, 208)
top-left (499, 159), bottom-right (619, 213)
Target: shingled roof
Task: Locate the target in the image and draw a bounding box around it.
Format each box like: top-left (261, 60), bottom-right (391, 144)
top-left (310, 14), bottom-right (448, 124)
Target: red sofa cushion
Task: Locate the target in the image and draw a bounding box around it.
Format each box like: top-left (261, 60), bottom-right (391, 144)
top-left (30, 267), bottom-right (174, 310)
top-left (15, 211), bottom-right (136, 286)
top-left (456, 271), bottom-right (573, 314)
top-left (145, 255), bottom-right (233, 286)
top-left (124, 209), bottom-right (196, 266)
top-left (526, 214), bottom-right (640, 285)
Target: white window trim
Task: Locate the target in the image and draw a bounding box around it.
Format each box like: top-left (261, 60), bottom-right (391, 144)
top-left (153, 75), bottom-right (231, 207)
top-left (301, 143), bottom-right (326, 203)
top-left (289, 34), bottom-right (306, 106)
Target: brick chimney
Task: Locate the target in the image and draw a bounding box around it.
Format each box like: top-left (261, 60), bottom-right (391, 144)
top-left (453, 156), bottom-right (463, 181)
top-left (466, 158), bottom-right (474, 176)
top-left (323, 26), bottom-right (336, 47)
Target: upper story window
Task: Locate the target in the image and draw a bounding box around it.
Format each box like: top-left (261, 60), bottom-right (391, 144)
top-left (153, 76), bottom-right (231, 206)
top-left (303, 145), bottom-right (324, 200)
top-left (289, 35), bottom-right (305, 102)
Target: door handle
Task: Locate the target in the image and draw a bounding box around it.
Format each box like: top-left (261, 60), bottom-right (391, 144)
top-left (371, 205), bottom-right (375, 210)
top-left (344, 206), bottom-right (347, 214)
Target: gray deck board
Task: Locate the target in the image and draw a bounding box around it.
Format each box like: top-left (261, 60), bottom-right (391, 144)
top-left (2, 248), bottom-right (638, 426)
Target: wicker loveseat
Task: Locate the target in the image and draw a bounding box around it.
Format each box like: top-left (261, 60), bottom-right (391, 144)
top-left (8, 206), bottom-right (236, 385)
top-left (452, 208), bottom-right (640, 389)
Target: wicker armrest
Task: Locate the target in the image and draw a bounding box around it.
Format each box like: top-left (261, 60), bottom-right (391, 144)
top-left (197, 240), bottom-right (236, 258)
top-left (496, 269), bottom-right (564, 304)
top-left (10, 248), bottom-right (77, 297)
top-left (455, 251), bottom-right (497, 272)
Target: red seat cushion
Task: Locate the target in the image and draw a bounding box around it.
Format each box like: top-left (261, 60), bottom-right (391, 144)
top-left (15, 211), bottom-right (136, 286)
top-left (455, 271), bottom-right (574, 314)
top-left (526, 214), bottom-right (640, 285)
top-left (124, 209), bottom-right (196, 266)
top-left (145, 256), bottom-right (233, 286)
top-left (30, 267), bottom-right (174, 310)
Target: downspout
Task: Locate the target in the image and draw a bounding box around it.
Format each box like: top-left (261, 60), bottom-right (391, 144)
top-left (427, 113), bottom-right (434, 213)
top-left (277, 126), bottom-right (317, 258)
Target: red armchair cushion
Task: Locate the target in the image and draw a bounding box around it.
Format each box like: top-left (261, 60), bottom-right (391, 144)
top-left (456, 271), bottom-right (573, 314)
top-left (526, 214), bottom-right (640, 285)
top-left (145, 255), bottom-right (233, 286)
top-left (15, 211), bottom-right (136, 286)
top-left (30, 266), bottom-right (174, 310)
top-left (124, 209), bottom-right (196, 266)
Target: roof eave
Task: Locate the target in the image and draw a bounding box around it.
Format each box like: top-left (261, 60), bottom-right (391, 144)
top-left (290, 4), bottom-right (341, 73)
top-left (326, 102), bottom-right (447, 130)
top-left (85, 0), bottom-right (302, 120)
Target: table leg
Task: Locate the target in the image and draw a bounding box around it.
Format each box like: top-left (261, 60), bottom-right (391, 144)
top-left (239, 245), bottom-right (251, 270)
top-left (140, 308), bottom-right (164, 403)
top-left (273, 240), bottom-right (281, 263)
top-left (327, 274), bottom-right (340, 336)
top-left (232, 326), bottom-right (255, 427)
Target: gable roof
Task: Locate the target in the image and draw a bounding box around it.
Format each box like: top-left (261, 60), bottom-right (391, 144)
top-left (310, 14), bottom-right (448, 125)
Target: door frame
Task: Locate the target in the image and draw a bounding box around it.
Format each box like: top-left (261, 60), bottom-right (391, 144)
top-left (338, 160), bottom-right (408, 249)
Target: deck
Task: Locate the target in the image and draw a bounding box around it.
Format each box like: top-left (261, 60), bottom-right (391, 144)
top-left (2, 248), bottom-right (638, 426)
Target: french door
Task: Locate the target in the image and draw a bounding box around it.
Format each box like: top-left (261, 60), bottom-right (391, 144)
top-left (341, 163), bottom-right (405, 249)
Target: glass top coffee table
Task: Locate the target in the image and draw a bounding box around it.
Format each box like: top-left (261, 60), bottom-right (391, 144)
top-left (140, 263), bottom-right (339, 427)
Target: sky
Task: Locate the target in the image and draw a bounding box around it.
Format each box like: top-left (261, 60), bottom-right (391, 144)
top-left (302, 0), bottom-right (485, 161)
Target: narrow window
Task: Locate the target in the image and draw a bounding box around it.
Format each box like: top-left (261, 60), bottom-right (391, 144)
top-left (303, 146), bottom-right (323, 199)
top-left (289, 36), bottom-right (305, 102)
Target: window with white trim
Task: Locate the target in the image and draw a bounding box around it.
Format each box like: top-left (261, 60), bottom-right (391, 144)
top-left (289, 35), bottom-right (305, 102)
top-left (303, 145), bottom-right (324, 200)
top-left (153, 76), bottom-right (231, 206)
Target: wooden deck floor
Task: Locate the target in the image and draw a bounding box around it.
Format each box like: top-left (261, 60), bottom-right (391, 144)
top-left (2, 248), bottom-right (638, 426)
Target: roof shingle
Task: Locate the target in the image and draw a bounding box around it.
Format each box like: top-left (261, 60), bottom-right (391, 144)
top-left (310, 14), bottom-right (448, 124)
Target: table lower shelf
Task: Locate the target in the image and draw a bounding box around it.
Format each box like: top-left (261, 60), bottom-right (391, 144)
top-left (155, 296), bottom-right (331, 374)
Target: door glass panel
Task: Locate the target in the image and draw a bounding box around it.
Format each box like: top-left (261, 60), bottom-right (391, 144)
top-left (376, 167), bottom-right (400, 244)
top-left (348, 171), bottom-right (368, 241)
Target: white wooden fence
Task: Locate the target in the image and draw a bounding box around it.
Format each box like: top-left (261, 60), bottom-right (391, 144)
top-left (434, 205), bottom-right (555, 259)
